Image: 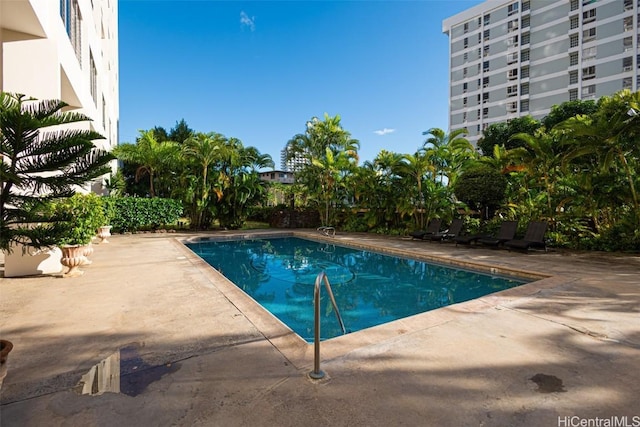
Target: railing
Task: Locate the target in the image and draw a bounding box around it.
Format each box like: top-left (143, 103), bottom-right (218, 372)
top-left (309, 271), bottom-right (346, 380)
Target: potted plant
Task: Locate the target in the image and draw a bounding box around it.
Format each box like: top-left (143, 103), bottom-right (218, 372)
top-left (52, 194), bottom-right (106, 277)
top-left (97, 196), bottom-right (116, 243)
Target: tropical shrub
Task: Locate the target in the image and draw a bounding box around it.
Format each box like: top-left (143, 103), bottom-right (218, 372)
top-left (49, 193), bottom-right (106, 246)
top-left (109, 197), bottom-right (183, 232)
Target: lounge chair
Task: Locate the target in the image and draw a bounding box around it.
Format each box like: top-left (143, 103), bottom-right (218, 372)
top-left (429, 219), bottom-right (464, 242)
top-left (475, 220), bottom-right (519, 248)
top-left (409, 219), bottom-right (442, 240)
top-left (505, 221), bottom-right (548, 252)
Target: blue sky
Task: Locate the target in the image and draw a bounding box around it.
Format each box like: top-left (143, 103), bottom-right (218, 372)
top-left (119, 0), bottom-right (484, 167)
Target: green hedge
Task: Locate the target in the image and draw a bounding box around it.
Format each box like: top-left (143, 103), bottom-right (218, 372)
top-left (108, 197), bottom-right (183, 232)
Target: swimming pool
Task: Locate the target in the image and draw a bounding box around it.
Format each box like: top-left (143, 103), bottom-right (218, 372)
top-left (186, 237), bottom-right (528, 342)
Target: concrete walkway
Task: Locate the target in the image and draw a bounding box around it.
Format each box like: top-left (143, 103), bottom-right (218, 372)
top-left (0, 230), bottom-right (638, 426)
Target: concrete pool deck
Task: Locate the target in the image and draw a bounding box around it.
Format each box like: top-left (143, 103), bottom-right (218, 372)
top-left (0, 230), bottom-right (638, 426)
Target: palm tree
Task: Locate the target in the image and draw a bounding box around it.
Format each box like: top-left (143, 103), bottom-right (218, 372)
top-left (422, 127), bottom-right (476, 187)
top-left (558, 90), bottom-right (640, 222)
top-left (182, 132), bottom-right (224, 228)
top-left (113, 129), bottom-right (180, 197)
top-left (0, 93), bottom-right (114, 251)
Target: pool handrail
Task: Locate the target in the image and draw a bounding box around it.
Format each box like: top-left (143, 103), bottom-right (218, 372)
top-left (309, 270), bottom-right (346, 380)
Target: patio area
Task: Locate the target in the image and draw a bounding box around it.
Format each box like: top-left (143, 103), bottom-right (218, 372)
top-left (1, 230), bottom-right (638, 426)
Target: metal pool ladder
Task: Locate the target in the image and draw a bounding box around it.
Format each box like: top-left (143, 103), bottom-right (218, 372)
top-left (309, 271), bottom-right (346, 380)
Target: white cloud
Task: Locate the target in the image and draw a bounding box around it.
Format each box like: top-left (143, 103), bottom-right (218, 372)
top-left (373, 128), bottom-right (396, 136)
top-left (240, 11), bottom-right (255, 32)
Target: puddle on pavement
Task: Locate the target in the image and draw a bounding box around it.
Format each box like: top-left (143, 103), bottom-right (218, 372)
top-left (529, 373), bottom-right (567, 393)
top-left (75, 343), bottom-right (180, 397)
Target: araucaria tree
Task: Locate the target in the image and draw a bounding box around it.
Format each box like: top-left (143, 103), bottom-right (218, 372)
top-left (0, 93), bottom-right (114, 252)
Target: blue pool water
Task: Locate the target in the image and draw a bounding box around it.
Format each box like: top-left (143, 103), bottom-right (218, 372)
top-left (186, 237), bottom-right (528, 342)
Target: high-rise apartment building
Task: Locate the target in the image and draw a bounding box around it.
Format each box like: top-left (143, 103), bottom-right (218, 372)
top-left (443, 0), bottom-right (639, 146)
top-left (1, 0), bottom-right (119, 192)
top-left (280, 146), bottom-right (309, 173)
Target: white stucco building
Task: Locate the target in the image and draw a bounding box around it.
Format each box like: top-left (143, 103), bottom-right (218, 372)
top-left (1, 0), bottom-right (119, 190)
top-left (443, 0), bottom-right (639, 146)
top-left (1, 0), bottom-right (119, 277)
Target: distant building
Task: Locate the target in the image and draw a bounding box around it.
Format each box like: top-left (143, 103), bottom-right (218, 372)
top-left (259, 170), bottom-right (295, 185)
top-left (443, 0), bottom-right (639, 146)
top-left (1, 0), bottom-right (119, 193)
top-left (280, 146), bottom-right (309, 172)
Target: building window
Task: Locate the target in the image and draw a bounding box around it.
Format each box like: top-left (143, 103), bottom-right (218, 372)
top-left (569, 70), bottom-right (579, 84)
top-left (522, 1), bottom-right (530, 11)
top-left (463, 111), bottom-right (468, 121)
top-left (483, 45), bottom-right (490, 57)
top-left (508, 35), bottom-right (519, 47)
top-left (570, 52), bottom-right (579, 66)
top-left (623, 57), bottom-right (633, 71)
top-left (464, 37), bottom-right (468, 48)
top-left (520, 100), bottom-right (529, 112)
top-left (477, 109), bottom-right (481, 120)
top-left (522, 32), bottom-right (530, 45)
top-left (477, 124), bottom-right (481, 132)
top-left (624, 0), bottom-right (633, 10)
top-left (521, 49), bottom-right (530, 62)
top-left (508, 19), bottom-right (519, 32)
top-left (478, 17), bottom-right (482, 27)
top-left (478, 78), bottom-right (482, 88)
top-left (624, 16), bottom-right (634, 32)
top-left (483, 107), bottom-right (489, 119)
top-left (521, 82), bottom-right (529, 95)
top-left (483, 61), bottom-right (490, 72)
top-left (483, 92), bottom-right (489, 103)
top-left (477, 63), bottom-right (482, 73)
top-left (63, 0), bottom-right (83, 66)
top-left (477, 94), bottom-right (481, 103)
top-left (464, 22), bottom-right (469, 33)
top-left (507, 85), bottom-right (518, 97)
top-left (478, 47), bottom-right (482, 59)
top-left (463, 52), bottom-right (468, 61)
top-left (570, 16), bottom-right (579, 30)
top-left (569, 88), bottom-right (578, 101)
top-left (582, 65), bottom-right (596, 80)
top-left (508, 52), bottom-right (518, 64)
top-left (484, 29), bottom-right (490, 41)
top-left (583, 28), bottom-right (596, 42)
top-left (521, 66), bottom-right (530, 78)
top-left (624, 36), bottom-right (633, 51)
top-left (522, 15), bottom-right (530, 28)
top-left (583, 9), bottom-right (596, 24)
top-left (582, 84), bottom-right (596, 99)
top-left (463, 67), bottom-right (468, 77)
top-left (483, 76), bottom-right (490, 88)
top-left (570, 34), bottom-right (579, 48)
top-left (507, 2), bottom-right (519, 16)
top-left (90, 51), bottom-right (97, 104)
top-left (507, 101), bottom-right (518, 112)
top-left (583, 46), bottom-right (597, 60)
top-left (508, 68), bottom-right (518, 80)
top-left (623, 77), bottom-right (632, 90)
top-left (478, 33), bottom-right (482, 43)
top-left (463, 97), bottom-right (468, 106)
top-left (638, 54), bottom-right (640, 68)
top-left (570, 0), bottom-right (579, 11)
top-left (463, 82), bottom-right (468, 93)
top-left (484, 14), bottom-right (490, 25)
top-left (483, 123), bottom-right (489, 131)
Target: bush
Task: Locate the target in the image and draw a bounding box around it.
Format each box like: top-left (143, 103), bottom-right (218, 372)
top-left (52, 193), bottom-right (106, 246)
top-left (110, 197), bottom-right (183, 232)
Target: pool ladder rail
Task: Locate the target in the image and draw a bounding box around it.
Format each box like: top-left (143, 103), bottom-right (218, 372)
top-left (309, 271), bottom-right (346, 380)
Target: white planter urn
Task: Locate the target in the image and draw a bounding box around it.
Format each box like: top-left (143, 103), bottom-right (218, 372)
top-left (97, 226), bottom-right (112, 243)
top-left (60, 245), bottom-right (86, 277)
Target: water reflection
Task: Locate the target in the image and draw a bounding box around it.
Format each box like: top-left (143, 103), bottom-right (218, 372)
top-left (76, 343), bottom-right (180, 396)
